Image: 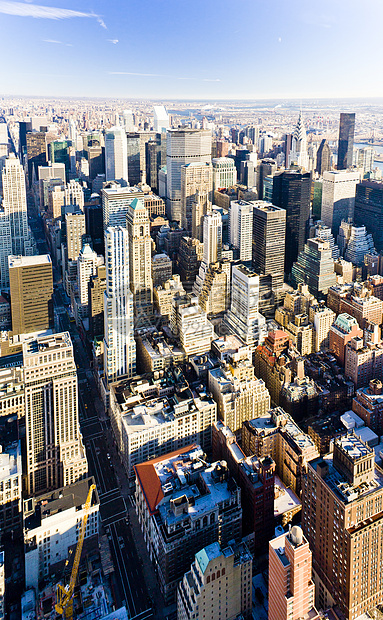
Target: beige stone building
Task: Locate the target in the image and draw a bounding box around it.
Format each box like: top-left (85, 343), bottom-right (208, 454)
top-left (208, 360), bottom-right (270, 433)
top-left (242, 407), bottom-right (319, 495)
top-left (178, 541), bottom-right (252, 620)
top-left (302, 434), bottom-right (383, 618)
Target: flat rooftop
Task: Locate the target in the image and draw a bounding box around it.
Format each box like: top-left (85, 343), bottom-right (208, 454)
top-left (274, 475), bottom-right (301, 518)
top-left (24, 476), bottom-right (98, 531)
top-left (23, 331), bottom-right (72, 355)
top-left (8, 254), bottom-right (51, 268)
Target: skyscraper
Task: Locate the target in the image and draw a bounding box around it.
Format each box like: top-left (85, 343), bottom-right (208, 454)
top-left (102, 183), bottom-right (145, 229)
top-left (2, 154), bottom-right (30, 255)
top-left (180, 161), bottom-right (213, 232)
top-left (65, 212), bottom-right (86, 261)
top-left (337, 112), bottom-right (355, 170)
top-left (76, 243), bottom-right (102, 307)
top-left (153, 105), bottom-right (169, 133)
top-left (212, 157), bottom-right (237, 192)
top-left (272, 170), bottom-right (311, 275)
top-left (203, 210), bottom-right (222, 267)
top-left (105, 126), bottom-right (128, 186)
top-left (302, 434), bottom-right (383, 618)
top-left (103, 227), bottom-right (136, 385)
top-left (269, 526), bottom-right (319, 620)
top-left (9, 254), bottom-right (54, 337)
top-left (126, 198), bottom-right (153, 327)
top-left (224, 264), bottom-right (266, 346)
top-left (252, 201), bottom-right (286, 294)
top-left (354, 180), bottom-right (383, 252)
top-left (288, 111), bottom-right (309, 170)
top-left (291, 238), bottom-right (337, 300)
top-left (315, 139), bottom-right (332, 175)
top-left (24, 332), bottom-right (88, 496)
top-left (166, 128), bottom-right (212, 222)
top-left (321, 170), bottom-right (359, 234)
top-left (229, 200), bottom-right (253, 265)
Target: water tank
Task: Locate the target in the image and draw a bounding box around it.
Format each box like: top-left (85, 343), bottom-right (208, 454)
top-left (290, 525), bottom-right (303, 545)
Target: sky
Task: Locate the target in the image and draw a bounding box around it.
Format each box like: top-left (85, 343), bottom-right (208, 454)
top-left (0, 0), bottom-right (383, 100)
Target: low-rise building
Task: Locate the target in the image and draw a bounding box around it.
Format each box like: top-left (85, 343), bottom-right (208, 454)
top-left (110, 369), bottom-right (216, 488)
top-left (329, 313), bottom-right (363, 366)
top-left (24, 477), bottom-right (99, 591)
top-left (134, 445), bottom-right (242, 604)
top-left (154, 275), bottom-right (185, 322)
top-left (136, 330), bottom-right (186, 372)
top-left (352, 379), bottom-right (383, 436)
top-left (177, 541), bottom-right (252, 620)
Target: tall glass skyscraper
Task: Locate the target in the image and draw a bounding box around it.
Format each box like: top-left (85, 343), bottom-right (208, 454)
top-left (272, 170), bottom-right (311, 275)
top-left (337, 112), bottom-right (355, 170)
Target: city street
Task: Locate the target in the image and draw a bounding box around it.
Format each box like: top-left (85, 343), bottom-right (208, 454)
top-left (54, 282), bottom-right (154, 620)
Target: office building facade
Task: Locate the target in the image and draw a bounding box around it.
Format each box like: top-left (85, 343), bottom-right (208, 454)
top-left (337, 112), bottom-right (355, 170)
top-left (103, 227), bottom-right (136, 384)
top-left (23, 332), bottom-right (88, 496)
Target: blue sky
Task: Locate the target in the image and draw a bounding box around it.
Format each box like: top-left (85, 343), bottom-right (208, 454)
top-left (0, 0), bottom-right (382, 99)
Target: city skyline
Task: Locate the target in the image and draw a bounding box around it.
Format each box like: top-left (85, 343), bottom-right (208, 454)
top-left (1, 0), bottom-right (383, 99)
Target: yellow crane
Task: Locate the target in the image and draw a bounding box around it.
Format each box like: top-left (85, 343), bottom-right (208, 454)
top-left (55, 483), bottom-right (96, 620)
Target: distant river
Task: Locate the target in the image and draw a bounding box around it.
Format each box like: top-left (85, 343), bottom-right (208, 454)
top-left (354, 142), bottom-right (383, 173)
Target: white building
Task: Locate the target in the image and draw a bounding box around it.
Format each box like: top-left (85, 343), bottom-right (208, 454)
top-left (288, 111), bottom-right (309, 171)
top-left (0, 441), bottom-right (22, 533)
top-left (224, 264), bottom-right (267, 347)
top-left (102, 183), bottom-right (145, 229)
top-left (126, 198), bottom-right (153, 327)
top-left (110, 378), bottom-right (216, 486)
top-left (103, 227), bottom-right (136, 385)
top-left (23, 332), bottom-right (88, 496)
top-left (166, 128), bottom-right (211, 222)
top-left (177, 541), bottom-right (252, 620)
top-left (24, 478), bottom-right (99, 591)
top-left (105, 126), bottom-right (128, 186)
top-left (77, 243), bottom-right (103, 306)
top-left (172, 295), bottom-right (215, 355)
top-left (2, 154), bottom-right (34, 256)
top-left (212, 157), bottom-right (237, 192)
top-left (122, 109), bottom-right (134, 132)
top-left (193, 210), bottom-right (223, 298)
top-left (229, 200), bottom-right (253, 264)
top-left (321, 170), bottom-right (360, 233)
top-left (153, 106), bottom-right (170, 133)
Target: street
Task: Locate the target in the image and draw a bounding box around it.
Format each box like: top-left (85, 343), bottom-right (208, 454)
top-left (54, 281), bottom-right (154, 620)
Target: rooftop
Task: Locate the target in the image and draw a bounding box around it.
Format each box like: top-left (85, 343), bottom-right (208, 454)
top-left (23, 331), bottom-right (72, 356)
top-left (24, 476), bottom-right (98, 531)
top-left (0, 441), bottom-right (21, 481)
top-left (8, 254), bottom-right (52, 268)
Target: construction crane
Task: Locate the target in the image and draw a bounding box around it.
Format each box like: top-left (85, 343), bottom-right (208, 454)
top-left (55, 483), bottom-right (96, 620)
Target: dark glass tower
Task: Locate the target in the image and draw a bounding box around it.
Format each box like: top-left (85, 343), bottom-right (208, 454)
top-left (272, 170), bottom-right (311, 275)
top-left (316, 139), bottom-right (331, 175)
top-left (354, 180), bottom-right (383, 251)
top-left (337, 112), bottom-right (355, 170)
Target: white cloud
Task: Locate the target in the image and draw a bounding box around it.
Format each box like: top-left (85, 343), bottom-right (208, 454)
top-left (109, 72), bottom-right (221, 82)
top-left (43, 38), bottom-right (73, 47)
top-left (0, 1), bottom-right (106, 27)
top-left (107, 39), bottom-right (119, 44)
